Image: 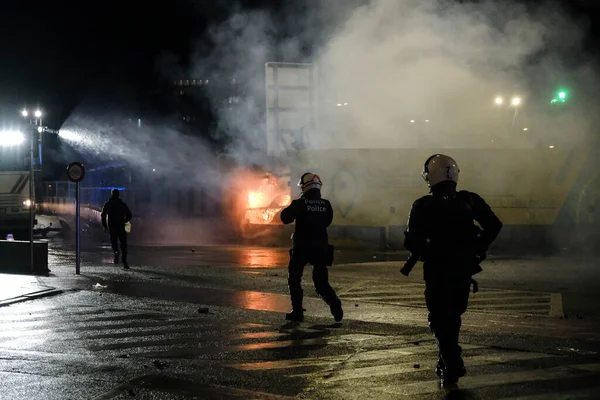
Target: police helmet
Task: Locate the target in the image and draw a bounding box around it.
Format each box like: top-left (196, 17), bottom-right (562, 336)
top-left (298, 172), bottom-right (323, 194)
top-left (422, 154), bottom-right (460, 188)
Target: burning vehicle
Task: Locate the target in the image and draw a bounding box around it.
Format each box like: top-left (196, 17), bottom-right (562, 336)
top-left (222, 166), bottom-right (293, 241)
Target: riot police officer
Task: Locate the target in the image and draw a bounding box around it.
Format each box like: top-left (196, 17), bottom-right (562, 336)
top-left (101, 189), bottom-right (133, 269)
top-left (403, 154), bottom-right (502, 387)
top-left (280, 173), bottom-right (343, 323)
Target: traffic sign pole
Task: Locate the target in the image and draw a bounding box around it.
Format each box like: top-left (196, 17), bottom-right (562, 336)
top-left (66, 162), bottom-right (85, 275)
top-left (75, 182), bottom-right (80, 275)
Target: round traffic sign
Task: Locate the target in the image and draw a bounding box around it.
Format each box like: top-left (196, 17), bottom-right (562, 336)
top-left (67, 162), bottom-right (86, 183)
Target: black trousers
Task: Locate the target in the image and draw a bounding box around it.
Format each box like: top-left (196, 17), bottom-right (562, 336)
top-left (288, 246), bottom-right (340, 312)
top-left (109, 229), bottom-right (127, 259)
top-left (424, 272), bottom-right (471, 372)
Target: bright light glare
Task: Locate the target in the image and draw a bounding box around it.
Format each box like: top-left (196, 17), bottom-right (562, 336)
top-left (523, 128), bottom-right (528, 131)
top-left (336, 103), bottom-right (342, 107)
top-left (558, 91), bottom-right (566, 100)
top-left (410, 120), bottom-right (415, 123)
top-left (511, 97), bottom-right (521, 106)
top-left (34, 110), bottom-right (42, 118)
top-left (549, 145), bottom-right (555, 149)
top-left (247, 191), bottom-right (265, 209)
top-left (0, 130), bottom-right (25, 146)
top-left (37, 126), bottom-right (43, 133)
top-left (23, 199), bottom-right (32, 208)
top-left (495, 97), bottom-right (503, 105)
top-left (21, 109), bottom-right (28, 117)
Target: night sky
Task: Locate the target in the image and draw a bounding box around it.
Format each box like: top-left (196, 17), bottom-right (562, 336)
top-left (0, 0), bottom-right (598, 130)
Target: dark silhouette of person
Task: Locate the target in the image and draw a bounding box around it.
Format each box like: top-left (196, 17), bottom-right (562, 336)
top-left (280, 172), bottom-right (343, 323)
top-left (101, 189), bottom-right (132, 269)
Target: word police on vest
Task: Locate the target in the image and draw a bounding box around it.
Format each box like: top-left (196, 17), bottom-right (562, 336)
top-left (305, 199), bottom-right (328, 212)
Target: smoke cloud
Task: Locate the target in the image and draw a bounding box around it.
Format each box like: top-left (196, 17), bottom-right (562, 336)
top-left (180, 0), bottom-right (596, 155)
top-left (55, 0), bottom-right (599, 249)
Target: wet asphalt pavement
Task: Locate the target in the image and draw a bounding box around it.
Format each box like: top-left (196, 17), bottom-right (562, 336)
top-left (1, 236), bottom-right (599, 399)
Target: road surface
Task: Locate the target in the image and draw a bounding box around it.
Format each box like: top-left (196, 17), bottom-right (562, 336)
top-left (0, 239), bottom-right (598, 399)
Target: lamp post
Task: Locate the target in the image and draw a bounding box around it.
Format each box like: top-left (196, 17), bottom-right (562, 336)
top-left (20, 108), bottom-right (43, 272)
top-left (493, 96), bottom-right (522, 131)
top-left (510, 97), bottom-right (521, 130)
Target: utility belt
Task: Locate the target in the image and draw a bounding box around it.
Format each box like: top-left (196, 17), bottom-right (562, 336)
top-left (289, 244), bottom-right (335, 267)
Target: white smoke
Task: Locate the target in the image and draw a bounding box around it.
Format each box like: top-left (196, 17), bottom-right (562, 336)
top-left (182, 0), bottom-right (596, 156)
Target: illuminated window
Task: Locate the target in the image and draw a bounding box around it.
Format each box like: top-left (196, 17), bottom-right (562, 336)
top-left (185, 80), bottom-right (190, 86)
top-left (192, 80), bottom-right (196, 85)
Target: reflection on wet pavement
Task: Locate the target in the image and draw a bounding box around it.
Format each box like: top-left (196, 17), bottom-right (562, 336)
top-left (47, 236), bottom-right (406, 270)
top-left (108, 281), bottom-right (291, 313)
top-left (243, 248), bottom-right (290, 268)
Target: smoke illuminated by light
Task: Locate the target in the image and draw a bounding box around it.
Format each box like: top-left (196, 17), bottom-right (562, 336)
top-left (0, 130), bottom-right (24, 146)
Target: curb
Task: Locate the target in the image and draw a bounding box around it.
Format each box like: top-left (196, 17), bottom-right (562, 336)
top-left (0, 288), bottom-right (64, 308)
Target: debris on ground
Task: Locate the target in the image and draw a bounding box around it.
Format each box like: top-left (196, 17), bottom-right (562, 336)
top-left (118, 354), bottom-right (130, 359)
top-left (93, 283), bottom-right (107, 289)
top-left (197, 307), bottom-right (209, 314)
top-left (152, 360), bottom-right (168, 369)
top-left (413, 364), bottom-right (420, 369)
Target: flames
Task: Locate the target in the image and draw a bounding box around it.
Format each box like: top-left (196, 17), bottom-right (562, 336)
top-left (247, 191), bottom-right (266, 209)
top-left (245, 194), bottom-right (292, 225)
top-left (222, 167), bottom-right (292, 232)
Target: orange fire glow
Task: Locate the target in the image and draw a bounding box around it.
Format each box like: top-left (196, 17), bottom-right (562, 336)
top-left (248, 191), bottom-right (265, 209)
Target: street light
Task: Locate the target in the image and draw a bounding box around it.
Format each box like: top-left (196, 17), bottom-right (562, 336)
top-left (510, 97), bottom-right (522, 129)
top-left (19, 108), bottom-right (44, 271)
top-left (495, 96), bottom-right (504, 105)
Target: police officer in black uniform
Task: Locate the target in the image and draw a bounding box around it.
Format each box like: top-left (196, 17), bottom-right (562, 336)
top-left (280, 172), bottom-right (343, 323)
top-left (403, 154), bottom-right (502, 387)
top-left (101, 189), bottom-right (133, 269)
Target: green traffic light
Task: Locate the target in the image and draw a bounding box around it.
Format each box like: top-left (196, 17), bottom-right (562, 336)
top-left (551, 89), bottom-right (569, 104)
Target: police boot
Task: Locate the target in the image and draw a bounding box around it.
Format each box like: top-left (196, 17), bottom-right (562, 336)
top-left (286, 297), bottom-right (304, 322)
top-left (439, 353), bottom-right (466, 388)
top-left (122, 254), bottom-right (130, 270)
top-left (435, 357), bottom-right (444, 378)
top-left (330, 299), bottom-right (343, 322)
top-left (285, 310), bottom-right (304, 323)
top-left (440, 368), bottom-right (459, 388)
top-left (113, 251), bottom-right (120, 264)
